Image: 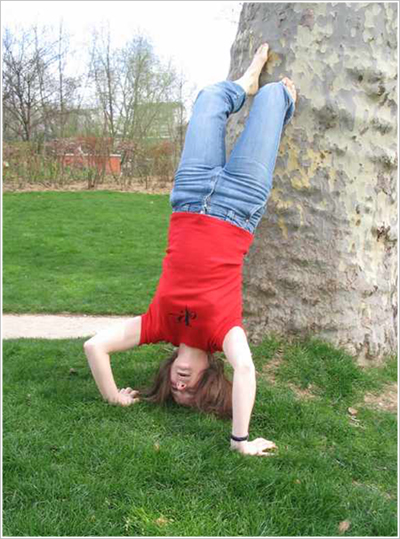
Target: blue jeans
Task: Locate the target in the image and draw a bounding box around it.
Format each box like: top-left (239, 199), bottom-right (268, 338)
top-left (170, 80), bottom-right (295, 234)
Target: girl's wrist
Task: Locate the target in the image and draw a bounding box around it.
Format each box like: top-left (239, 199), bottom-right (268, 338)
top-left (230, 439), bottom-right (249, 452)
top-left (104, 390), bottom-right (120, 404)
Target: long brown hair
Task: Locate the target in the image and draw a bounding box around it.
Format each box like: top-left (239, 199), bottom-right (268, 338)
top-left (141, 350), bottom-right (232, 419)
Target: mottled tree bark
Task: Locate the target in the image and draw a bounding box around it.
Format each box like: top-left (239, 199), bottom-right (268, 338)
top-left (226, 3), bottom-right (398, 364)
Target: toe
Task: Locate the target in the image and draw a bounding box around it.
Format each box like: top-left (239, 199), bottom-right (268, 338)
top-left (256, 43), bottom-right (269, 59)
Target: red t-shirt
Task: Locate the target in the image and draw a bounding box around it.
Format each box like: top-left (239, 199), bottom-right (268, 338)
top-left (139, 212), bottom-right (254, 352)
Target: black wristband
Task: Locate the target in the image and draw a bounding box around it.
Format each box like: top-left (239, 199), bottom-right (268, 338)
top-left (230, 433), bottom-right (249, 442)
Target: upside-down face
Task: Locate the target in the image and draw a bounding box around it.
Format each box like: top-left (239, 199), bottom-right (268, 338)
top-left (169, 347), bottom-right (209, 406)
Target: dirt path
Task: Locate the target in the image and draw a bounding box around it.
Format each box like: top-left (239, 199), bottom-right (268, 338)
top-left (2, 314), bottom-right (133, 339)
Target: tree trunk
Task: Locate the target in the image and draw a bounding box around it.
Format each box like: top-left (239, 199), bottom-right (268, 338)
top-left (226, 2), bottom-right (398, 364)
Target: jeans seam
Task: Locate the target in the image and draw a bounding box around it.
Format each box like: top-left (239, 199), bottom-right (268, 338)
top-left (280, 82), bottom-right (295, 126)
top-left (249, 202), bottom-right (266, 219)
top-left (224, 155), bottom-right (276, 170)
top-left (203, 168), bottom-right (222, 209)
top-left (219, 122), bottom-right (226, 167)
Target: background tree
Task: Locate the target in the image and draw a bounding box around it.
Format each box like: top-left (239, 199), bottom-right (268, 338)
top-left (165, 68), bottom-right (197, 160)
top-left (226, 2), bottom-right (398, 364)
top-left (55, 20), bottom-right (81, 139)
top-left (89, 24), bottom-right (119, 139)
top-left (3, 22), bottom-right (194, 188)
top-left (88, 28), bottom-right (188, 143)
top-left (3, 23), bottom-right (81, 142)
top-left (2, 25), bottom-right (49, 141)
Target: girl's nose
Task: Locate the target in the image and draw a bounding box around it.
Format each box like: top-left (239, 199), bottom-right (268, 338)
top-left (176, 381), bottom-right (186, 391)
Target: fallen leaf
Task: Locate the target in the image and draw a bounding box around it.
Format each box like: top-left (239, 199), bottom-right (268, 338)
top-left (348, 407), bottom-right (358, 416)
top-left (69, 368), bottom-right (77, 375)
top-left (338, 520), bottom-right (351, 534)
top-left (154, 442), bottom-right (160, 452)
top-left (155, 516), bottom-right (170, 526)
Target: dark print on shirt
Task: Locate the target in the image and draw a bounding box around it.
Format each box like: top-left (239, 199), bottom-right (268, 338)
top-left (168, 306), bottom-right (197, 327)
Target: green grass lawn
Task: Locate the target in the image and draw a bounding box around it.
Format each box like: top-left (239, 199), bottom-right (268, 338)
top-left (3, 190), bottom-right (398, 536)
top-left (3, 191), bottom-right (171, 314)
top-left (3, 337), bottom-right (397, 537)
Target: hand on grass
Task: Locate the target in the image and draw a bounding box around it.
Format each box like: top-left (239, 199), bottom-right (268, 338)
top-left (110, 388), bottom-right (140, 407)
top-left (231, 437), bottom-right (277, 457)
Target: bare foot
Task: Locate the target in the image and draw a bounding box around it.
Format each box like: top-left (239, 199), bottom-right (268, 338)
top-left (234, 43), bottom-right (270, 95)
top-left (281, 76), bottom-right (297, 104)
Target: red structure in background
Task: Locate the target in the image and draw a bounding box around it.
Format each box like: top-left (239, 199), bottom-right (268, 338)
top-left (60, 153), bottom-right (121, 175)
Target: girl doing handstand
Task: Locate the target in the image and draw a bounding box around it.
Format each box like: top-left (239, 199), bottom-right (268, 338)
top-left (84, 43), bottom-right (297, 457)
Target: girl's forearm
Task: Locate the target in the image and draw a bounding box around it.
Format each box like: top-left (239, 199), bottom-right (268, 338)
top-left (231, 364), bottom-right (256, 438)
top-left (84, 343), bottom-right (119, 402)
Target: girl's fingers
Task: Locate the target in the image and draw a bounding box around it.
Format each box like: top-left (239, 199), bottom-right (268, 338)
top-left (254, 438), bottom-right (277, 447)
top-left (120, 396), bottom-right (140, 406)
top-left (265, 443), bottom-right (277, 450)
top-left (120, 387), bottom-right (138, 395)
top-left (125, 397), bottom-right (140, 405)
top-left (254, 439), bottom-right (277, 452)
